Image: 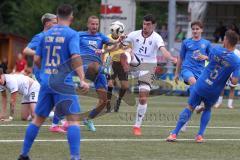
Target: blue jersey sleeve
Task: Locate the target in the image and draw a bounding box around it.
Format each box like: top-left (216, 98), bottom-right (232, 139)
top-left (36, 36), bottom-right (44, 57)
top-left (69, 34), bottom-right (80, 55)
top-left (208, 47), bottom-right (216, 62)
top-left (101, 33), bottom-right (110, 44)
top-left (27, 33), bottom-right (42, 50)
top-left (180, 41), bottom-right (186, 60)
top-left (205, 41), bottom-right (212, 56)
top-left (232, 64), bottom-right (240, 78)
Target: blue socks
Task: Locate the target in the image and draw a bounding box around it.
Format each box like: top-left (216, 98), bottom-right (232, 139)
top-left (89, 108), bottom-right (98, 119)
top-left (172, 108), bottom-right (192, 135)
top-left (198, 108), bottom-right (211, 136)
top-left (67, 125), bottom-right (81, 159)
top-left (52, 113), bottom-right (61, 125)
top-left (21, 123), bottom-right (40, 156)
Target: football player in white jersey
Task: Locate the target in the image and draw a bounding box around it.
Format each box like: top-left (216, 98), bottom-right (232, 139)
top-left (124, 14), bottom-right (177, 136)
top-left (0, 68), bottom-right (40, 121)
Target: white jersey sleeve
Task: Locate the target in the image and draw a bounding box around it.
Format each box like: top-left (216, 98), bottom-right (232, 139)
top-left (125, 31), bottom-right (137, 44)
top-left (155, 33), bottom-right (165, 49)
top-left (4, 74), bottom-right (18, 93)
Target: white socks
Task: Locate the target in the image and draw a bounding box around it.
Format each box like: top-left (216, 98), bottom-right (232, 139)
top-left (134, 103), bottom-right (147, 128)
top-left (228, 99), bottom-right (233, 108)
top-left (217, 96), bottom-right (223, 104)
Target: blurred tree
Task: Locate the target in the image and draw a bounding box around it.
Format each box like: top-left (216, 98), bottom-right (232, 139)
top-left (136, 1), bottom-right (168, 30)
top-left (0, 0), bottom-right (101, 39)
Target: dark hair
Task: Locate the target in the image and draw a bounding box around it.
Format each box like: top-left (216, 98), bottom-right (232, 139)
top-left (0, 68), bottom-right (3, 75)
top-left (57, 4), bottom-right (73, 19)
top-left (191, 21), bottom-right (203, 29)
top-left (225, 30), bottom-right (239, 47)
top-left (143, 14), bottom-right (156, 24)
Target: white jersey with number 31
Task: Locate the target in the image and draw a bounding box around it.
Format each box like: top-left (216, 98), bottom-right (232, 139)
top-left (125, 30), bottom-right (165, 63)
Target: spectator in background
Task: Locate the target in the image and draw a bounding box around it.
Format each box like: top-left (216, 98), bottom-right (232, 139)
top-left (0, 57), bottom-right (8, 73)
top-left (158, 23), bottom-right (168, 42)
top-left (213, 21), bottom-right (226, 43)
top-left (175, 26), bottom-right (185, 42)
top-left (13, 53), bottom-right (27, 73)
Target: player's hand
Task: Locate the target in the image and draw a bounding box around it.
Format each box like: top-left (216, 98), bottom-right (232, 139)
top-left (170, 57), bottom-right (177, 64)
top-left (197, 54), bottom-right (208, 61)
top-left (119, 34), bottom-right (127, 42)
top-left (80, 80), bottom-right (90, 94)
top-left (95, 49), bottom-right (104, 55)
top-left (174, 74), bottom-right (179, 85)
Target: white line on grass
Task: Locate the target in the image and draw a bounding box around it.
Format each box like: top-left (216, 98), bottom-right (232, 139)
top-left (0, 124), bottom-right (240, 129)
top-left (1, 139), bottom-right (240, 143)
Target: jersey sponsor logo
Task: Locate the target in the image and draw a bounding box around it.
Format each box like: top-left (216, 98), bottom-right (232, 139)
top-left (201, 44), bottom-right (206, 49)
top-left (45, 36), bottom-right (54, 42)
top-left (55, 37), bottom-right (65, 43)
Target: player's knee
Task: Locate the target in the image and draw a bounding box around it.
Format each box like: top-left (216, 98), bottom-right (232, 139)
top-left (88, 62), bottom-right (99, 73)
top-left (121, 83), bottom-right (128, 90)
top-left (188, 77), bottom-right (196, 85)
top-left (139, 97), bottom-right (147, 105)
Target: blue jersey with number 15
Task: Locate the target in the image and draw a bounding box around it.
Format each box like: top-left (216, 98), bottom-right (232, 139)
top-left (36, 25), bottom-right (80, 87)
top-left (194, 46), bottom-right (240, 99)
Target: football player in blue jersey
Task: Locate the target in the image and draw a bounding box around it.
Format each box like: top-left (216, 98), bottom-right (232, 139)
top-left (174, 21), bottom-right (211, 132)
top-left (78, 16), bottom-right (122, 131)
top-left (18, 4), bottom-right (89, 160)
top-left (23, 13), bottom-right (67, 133)
top-left (167, 30), bottom-right (240, 143)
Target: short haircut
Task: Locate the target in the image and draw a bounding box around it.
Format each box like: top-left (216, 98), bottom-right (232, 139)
top-left (57, 4), bottom-right (73, 19)
top-left (191, 21), bottom-right (203, 29)
top-left (88, 15), bottom-right (99, 22)
top-left (143, 14), bottom-right (156, 24)
top-left (41, 13), bottom-right (56, 25)
top-left (225, 30), bottom-right (239, 47)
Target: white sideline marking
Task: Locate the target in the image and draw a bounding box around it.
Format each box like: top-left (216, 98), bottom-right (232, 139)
top-left (0, 124), bottom-right (240, 129)
top-left (1, 139), bottom-right (240, 143)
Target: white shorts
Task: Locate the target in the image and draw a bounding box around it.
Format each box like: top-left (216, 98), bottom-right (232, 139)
top-left (130, 63), bottom-right (156, 88)
top-left (21, 81), bottom-right (40, 104)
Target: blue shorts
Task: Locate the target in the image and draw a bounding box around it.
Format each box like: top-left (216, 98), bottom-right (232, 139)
top-left (188, 89), bottom-right (218, 109)
top-left (35, 86), bottom-right (81, 118)
top-left (84, 65), bottom-right (107, 90)
top-left (181, 69), bottom-right (200, 84)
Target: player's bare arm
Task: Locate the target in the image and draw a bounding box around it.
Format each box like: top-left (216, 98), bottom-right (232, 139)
top-left (9, 91), bottom-right (17, 118)
top-left (159, 47), bottom-right (177, 63)
top-left (34, 55), bottom-right (41, 68)
top-left (23, 47), bottom-right (36, 56)
top-left (174, 56), bottom-right (182, 84)
top-left (71, 54), bottom-right (89, 93)
top-left (0, 90), bottom-right (7, 119)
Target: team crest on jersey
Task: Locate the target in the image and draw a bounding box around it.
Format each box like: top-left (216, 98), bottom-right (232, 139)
top-left (148, 41), bottom-right (152, 45)
top-left (201, 44), bottom-right (206, 49)
top-left (136, 39), bottom-right (139, 43)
